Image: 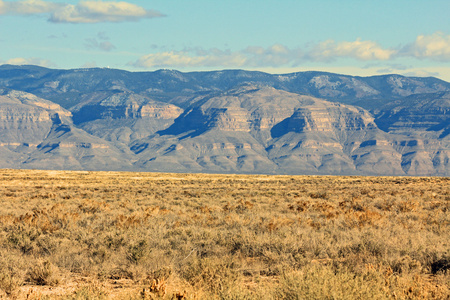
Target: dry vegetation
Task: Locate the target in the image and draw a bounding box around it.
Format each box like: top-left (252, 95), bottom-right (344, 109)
top-left (0, 169), bottom-right (449, 299)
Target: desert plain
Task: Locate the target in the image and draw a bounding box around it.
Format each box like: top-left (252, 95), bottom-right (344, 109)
top-left (0, 169), bottom-right (448, 299)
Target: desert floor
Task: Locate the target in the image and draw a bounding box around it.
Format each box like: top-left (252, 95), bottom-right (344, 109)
top-left (0, 169), bottom-right (448, 299)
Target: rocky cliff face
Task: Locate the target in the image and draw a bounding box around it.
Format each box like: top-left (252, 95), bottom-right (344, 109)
top-left (69, 91), bottom-right (183, 146)
top-left (0, 89), bottom-right (69, 145)
top-left (70, 91), bottom-right (182, 123)
top-left (129, 86), bottom-right (449, 175)
top-left (374, 92), bottom-right (450, 137)
top-left (0, 89), bottom-right (132, 170)
top-left (0, 65), bottom-right (449, 175)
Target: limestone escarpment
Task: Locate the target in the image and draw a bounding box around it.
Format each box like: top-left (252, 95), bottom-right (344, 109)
top-left (0, 89), bottom-right (131, 170)
top-left (69, 91), bottom-right (183, 146)
top-left (0, 89), bottom-right (70, 144)
top-left (71, 91), bottom-right (182, 123)
top-left (132, 86), bottom-right (438, 175)
top-left (1, 65), bottom-right (449, 175)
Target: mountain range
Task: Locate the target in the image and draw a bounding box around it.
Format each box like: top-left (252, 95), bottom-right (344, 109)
top-left (0, 64), bottom-right (449, 175)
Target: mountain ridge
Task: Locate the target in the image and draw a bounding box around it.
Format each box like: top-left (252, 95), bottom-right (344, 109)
top-left (0, 65), bottom-right (449, 175)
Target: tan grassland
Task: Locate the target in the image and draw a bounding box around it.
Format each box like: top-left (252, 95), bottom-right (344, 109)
top-left (0, 169), bottom-right (448, 299)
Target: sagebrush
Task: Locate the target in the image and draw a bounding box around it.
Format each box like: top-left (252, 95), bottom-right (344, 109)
top-left (0, 169), bottom-right (448, 299)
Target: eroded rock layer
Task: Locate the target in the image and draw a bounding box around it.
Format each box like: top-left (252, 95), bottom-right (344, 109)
top-left (0, 65), bottom-right (449, 175)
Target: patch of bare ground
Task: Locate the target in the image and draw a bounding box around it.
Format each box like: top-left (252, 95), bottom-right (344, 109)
top-left (0, 169), bottom-right (448, 299)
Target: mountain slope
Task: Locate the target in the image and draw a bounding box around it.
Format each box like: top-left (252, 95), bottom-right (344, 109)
top-left (374, 91), bottom-right (450, 137)
top-left (0, 89), bottom-right (133, 170)
top-left (2, 65), bottom-right (450, 111)
top-left (0, 65), bottom-right (449, 175)
top-left (129, 86), bottom-right (449, 175)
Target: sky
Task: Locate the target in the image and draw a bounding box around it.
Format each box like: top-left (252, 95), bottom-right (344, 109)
top-left (1, 0), bottom-right (450, 81)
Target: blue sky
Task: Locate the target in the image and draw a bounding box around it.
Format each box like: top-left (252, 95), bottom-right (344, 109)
top-left (1, 0), bottom-right (450, 81)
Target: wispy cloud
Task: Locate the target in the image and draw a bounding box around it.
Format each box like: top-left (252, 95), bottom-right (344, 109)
top-left (401, 70), bottom-right (441, 78)
top-left (49, 1), bottom-right (164, 23)
top-left (131, 45), bottom-right (305, 69)
top-left (244, 44), bottom-right (302, 67)
top-left (0, 0), bottom-right (165, 23)
top-left (308, 39), bottom-right (396, 61)
top-left (132, 49), bottom-right (247, 69)
top-left (131, 39), bottom-right (395, 69)
top-left (362, 63), bottom-right (411, 71)
top-left (0, 0), bottom-right (61, 15)
top-left (5, 57), bottom-right (55, 67)
top-left (85, 38), bottom-right (116, 51)
top-left (132, 33), bottom-right (450, 70)
top-left (80, 61), bottom-right (97, 68)
top-left (84, 32), bottom-right (116, 51)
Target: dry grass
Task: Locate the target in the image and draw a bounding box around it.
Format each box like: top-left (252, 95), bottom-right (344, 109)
top-left (0, 169), bottom-right (448, 299)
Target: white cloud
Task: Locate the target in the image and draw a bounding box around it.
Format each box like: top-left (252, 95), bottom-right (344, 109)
top-left (5, 57), bottom-right (55, 67)
top-left (403, 32), bottom-right (450, 61)
top-left (244, 44), bottom-right (300, 67)
top-left (132, 49), bottom-right (248, 69)
top-left (49, 1), bottom-right (164, 23)
top-left (132, 45), bottom-right (303, 69)
top-left (131, 39), bottom-right (401, 70)
top-left (131, 33), bottom-right (450, 71)
top-left (309, 38), bottom-right (396, 61)
top-left (0, 0), bottom-right (164, 23)
top-left (0, 0), bottom-right (61, 15)
top-left (132, 40), bottom-right (398, 70)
